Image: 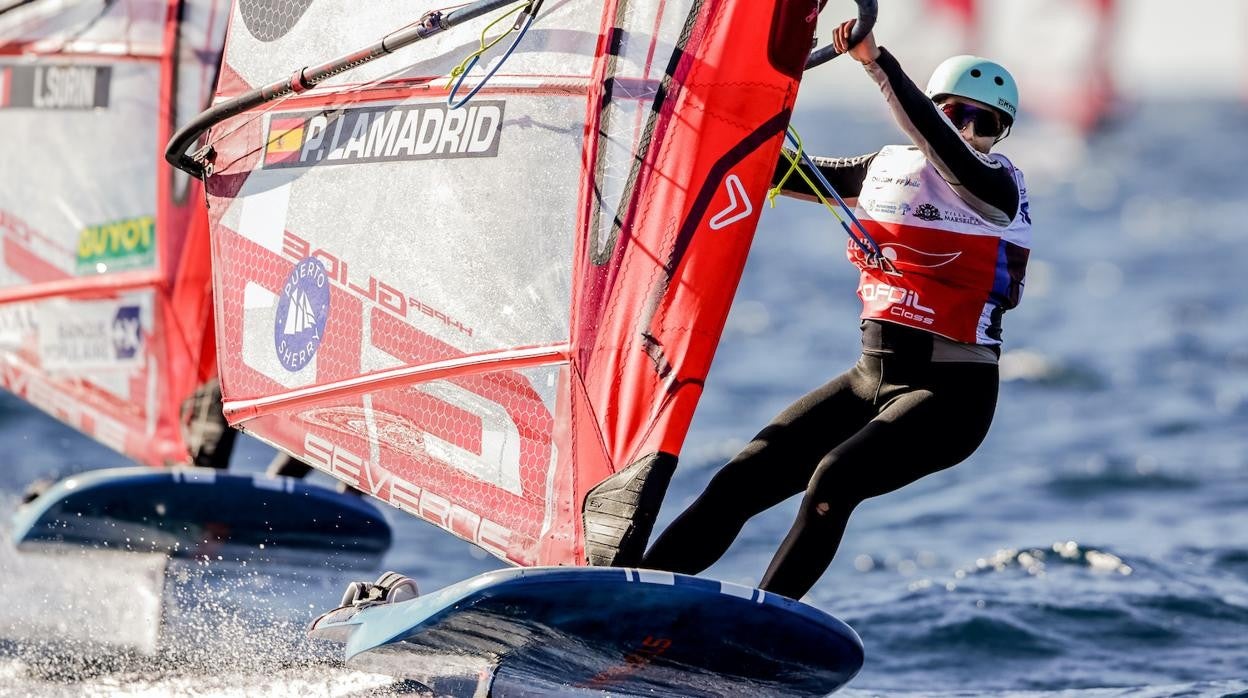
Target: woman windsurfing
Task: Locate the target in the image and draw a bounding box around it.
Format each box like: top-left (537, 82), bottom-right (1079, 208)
top-left (641, 19), bottom-right (1032, 601)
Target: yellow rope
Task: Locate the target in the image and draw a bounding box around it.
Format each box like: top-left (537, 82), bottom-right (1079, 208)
top-left (766, 127), bottom-right (852, 227)
top-left (767, 133), bottom-right (802, 208)
top-left (446, 1), bottom-right (533, 86)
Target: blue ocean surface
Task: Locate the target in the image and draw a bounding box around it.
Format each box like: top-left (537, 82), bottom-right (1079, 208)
top-left (1, 100), bottom-right (1246, 696)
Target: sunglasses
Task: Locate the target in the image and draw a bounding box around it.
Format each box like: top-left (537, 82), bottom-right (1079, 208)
top-left (939, 101), bottom-right (1005, 138)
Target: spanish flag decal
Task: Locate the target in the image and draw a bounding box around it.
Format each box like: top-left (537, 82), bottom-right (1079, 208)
top-left (265, 116), bottom-right (306, 165)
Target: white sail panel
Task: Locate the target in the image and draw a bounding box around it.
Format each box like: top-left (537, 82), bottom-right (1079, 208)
top-left (0, 60), bottom-right (159, 288)
top-left (0, 0), bottom-right (165, 52)
top-left (212, 92), bottom-right (581, 398)
top-left (219, 1), bottom-right (599, 98)
top-left (2, 289), bottom-right (159, 455)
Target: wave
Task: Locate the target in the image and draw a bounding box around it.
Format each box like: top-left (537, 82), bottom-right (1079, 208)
top-left (843, 542), bottom-right (1248, 692)
top-left (1043, 460), bottom-right (1201, 498)
top-left (999, 350), bottom-right (1108, 390)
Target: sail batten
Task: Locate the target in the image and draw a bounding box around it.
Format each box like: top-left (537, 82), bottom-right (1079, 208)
top-left (0, 270), bottom-right (165, 304)
top-left (225, 343), bottom-right (571, 421)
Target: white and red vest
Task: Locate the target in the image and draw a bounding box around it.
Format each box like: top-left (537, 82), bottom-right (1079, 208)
top-left (849, 145), bottom-right (1031, 345)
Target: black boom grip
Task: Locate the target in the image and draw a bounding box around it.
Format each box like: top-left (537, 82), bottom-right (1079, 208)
top-left (805, 0), bottom-right (879, 70)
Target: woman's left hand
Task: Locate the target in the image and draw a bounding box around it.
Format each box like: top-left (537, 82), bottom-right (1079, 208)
top-left (831, 19), bottom-right (880, 64)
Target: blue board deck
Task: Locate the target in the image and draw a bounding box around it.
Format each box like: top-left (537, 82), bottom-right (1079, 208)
top-left (310, 566), bottom-right (863, 696)
top-left (11, 467), bottom-right (391, 569)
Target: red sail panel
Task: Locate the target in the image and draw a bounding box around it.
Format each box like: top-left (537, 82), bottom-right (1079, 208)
top-left (571, 0), bottom-right (819, 565)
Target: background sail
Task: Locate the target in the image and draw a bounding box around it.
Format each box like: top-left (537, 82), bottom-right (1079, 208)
top-left (201, 0), bottom-right (819, 565)
top-left (0, 0), bottom-right (229, 465)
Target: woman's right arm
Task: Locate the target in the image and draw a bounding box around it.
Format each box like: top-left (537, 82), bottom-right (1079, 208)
top-left (770, 150), bottom-right (878, 203)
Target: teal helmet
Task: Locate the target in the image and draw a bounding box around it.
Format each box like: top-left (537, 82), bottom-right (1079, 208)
top-left (925, 55), bottom-right (1019, 126)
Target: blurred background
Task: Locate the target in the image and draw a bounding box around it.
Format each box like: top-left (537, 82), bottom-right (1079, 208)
top-left (2, 0), bottom-right (1246, 695)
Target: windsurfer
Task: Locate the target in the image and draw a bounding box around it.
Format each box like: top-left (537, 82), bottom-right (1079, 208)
top-left (183, 377), bottom-right (237, 470)
top-left (181, 378), bottom-right (314, 482)
top-left (640, 20), bottom-right (1031, 601)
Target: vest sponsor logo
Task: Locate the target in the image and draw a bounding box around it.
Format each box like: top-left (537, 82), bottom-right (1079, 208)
top-left (882, 243), bottom-right (961, 269)
top-left (940, 209), bottom-right (984, 227)
top-left (76, 215), bottom-right (155, 274)
top-left (263, 101), bottom-right (506, 169)
top-left (851, 240), bottom-right (963, 275)
top-left (869, 174), bottom-right (920, 188)
top-left (861, 283), bottom-right (936, 326)
top-left (913, 203), bottom-right (943, 221)
top-left (0, 64), bottom-right (111, 110)
top-left (889, 200), bottom-right (984, 227)
top-left (862, 199), bottom-right (912, 217)
top-left (274, 257), bottom-right (331, 372)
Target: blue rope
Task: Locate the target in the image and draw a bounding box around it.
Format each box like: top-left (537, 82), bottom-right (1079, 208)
top-left (783, 129), bottom-right (884, 259)
top-left (447, 6), bottom-right (537, 110)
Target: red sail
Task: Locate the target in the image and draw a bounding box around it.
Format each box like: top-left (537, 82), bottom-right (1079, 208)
top-left (199, 0), bottom-right (818, 565)
top-left (0, 0), bottom-right (228, 465)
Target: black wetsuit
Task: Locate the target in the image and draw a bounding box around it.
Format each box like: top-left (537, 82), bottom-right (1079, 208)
top-left (183, 377), bottom-right (237, 470)
top-left (639, 48), bottom-right (1023, 600)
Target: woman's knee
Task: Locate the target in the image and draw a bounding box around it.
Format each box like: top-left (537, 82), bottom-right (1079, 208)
top-left (805, 456), bottom-right (864, 517)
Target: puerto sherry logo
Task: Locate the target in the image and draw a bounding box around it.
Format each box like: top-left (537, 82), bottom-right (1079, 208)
top-left (274, 257), bottom-right (331, 372)
top-left (0, 64), bottom-right (111, 110)
top-left (263, 101), bottom-right (506, 169)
